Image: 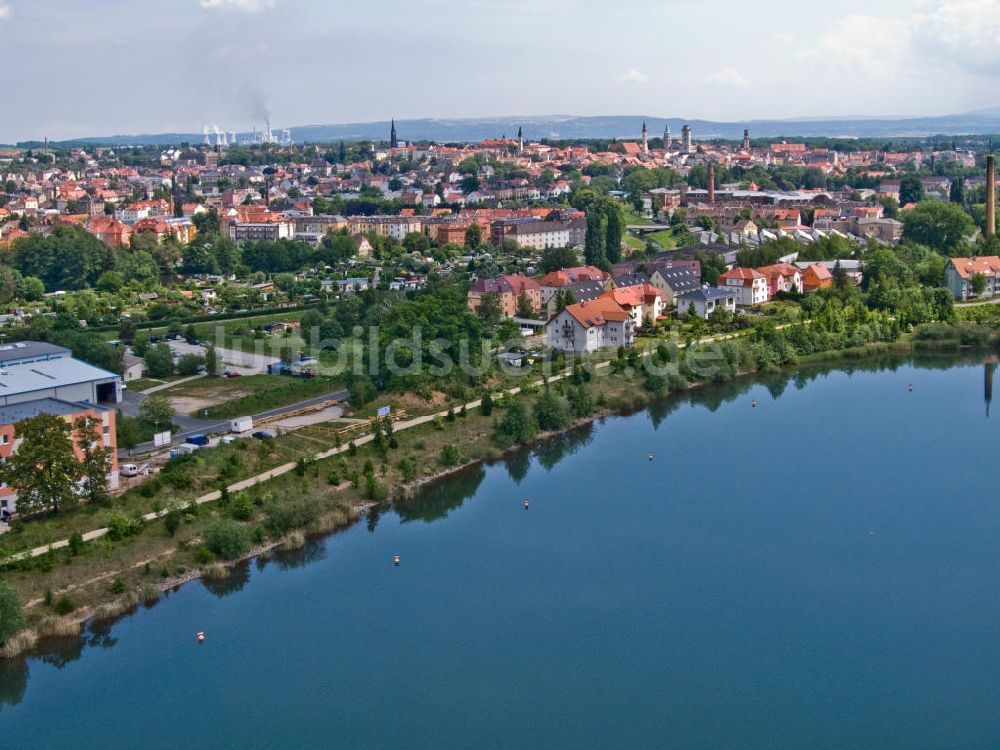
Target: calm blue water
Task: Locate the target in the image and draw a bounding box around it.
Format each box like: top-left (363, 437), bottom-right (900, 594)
top-left (3, 356), bottom-right (1000, 749)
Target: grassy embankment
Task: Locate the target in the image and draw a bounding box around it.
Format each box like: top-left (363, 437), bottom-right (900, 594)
top-left (2, 319), bottom-right (996, 657)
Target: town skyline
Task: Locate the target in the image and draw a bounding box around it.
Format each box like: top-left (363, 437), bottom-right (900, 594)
top-left (1, 0), bottom-right (999, 142)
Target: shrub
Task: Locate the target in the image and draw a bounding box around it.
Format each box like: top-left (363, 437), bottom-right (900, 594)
top-left (326, 471), bottom-right (340, 486)
top-left (107, 510), bottom-right (144, 541)
top-left (440, 443), bottom-right (460, 467)
top-left (364, 475), bottom-right (387, 501)
top-left (0, 586), bottom-right (28, 646)
top-left (230, 494), bottom-right (256, 521)
top-left (109, 577), bottom-right (126, 594)
top-left (164, 508), bottom-right (182, 537)
top-left (398, 456), bottom-right (418, 483)
top-left (54, 595), bottom-right (77, 615)
top-left (264, 497), bottom-right (319, 536)
top-left (203, 520), bottom-right (250, 560)
top-left (68, 532), bottom-right (84, 557)
top-left (533, 390), bottom-right (569, 431)
top-left (494, 400), bottom-right (537, 447)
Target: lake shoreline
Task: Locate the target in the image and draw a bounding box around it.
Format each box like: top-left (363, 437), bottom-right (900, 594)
top-left (2, 337), bottom-right (994, 662)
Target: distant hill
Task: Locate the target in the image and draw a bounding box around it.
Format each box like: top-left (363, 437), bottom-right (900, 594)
top-left (23, 111), bottom-right (1000, 148)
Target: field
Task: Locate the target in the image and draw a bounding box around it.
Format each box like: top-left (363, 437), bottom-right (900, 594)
top-left (161, 374), bottom-right (344, 417)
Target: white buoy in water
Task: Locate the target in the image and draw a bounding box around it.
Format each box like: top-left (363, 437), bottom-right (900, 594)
top-left (393, 554), bottom-right (401, 566)
top-left (648, 453), bottom-right (654, 462)
top-left (908, 384), bottom-right (913, 392)
top-left (752, 400), bottom-right (757, 408)
top-left (197, 631), bottom-right (205, 643)
top-left (523, 500), bottom-right (530, 510)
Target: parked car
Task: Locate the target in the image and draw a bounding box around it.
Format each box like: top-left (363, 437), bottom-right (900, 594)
top-left (223, 370), bottom-right (242, 378)
top-left (252, 430), bottom-right (274, 441)
top-left (186, 434), bottom-right (210, 447)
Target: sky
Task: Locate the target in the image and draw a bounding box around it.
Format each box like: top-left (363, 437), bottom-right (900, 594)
top-left (1, 0), bottom-right (999, 142)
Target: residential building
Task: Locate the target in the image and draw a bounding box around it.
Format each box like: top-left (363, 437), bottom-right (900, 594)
top-left (537, 265), bottom-right (609, 305)
top-left (800, 263), bottom-right (834, 292)
top-left (717, 268), bottom-right (769, 306)
top-left (602, 284), bottom-right (666, 328)
top-left (757, 263), bottom-right (803, 298)
top-left (676, 288), bottom-right (738, 319)
top-left (467, 275), bottom-right (542, 318)
top-left (648, 266), bottom-right (701, 304)
top-left (945, 256), bottom-right (1000, 300)
top-left (546, 297), bottom-right (635, 352)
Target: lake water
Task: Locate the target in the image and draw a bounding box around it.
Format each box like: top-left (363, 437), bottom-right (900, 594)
top-left (3, 356), bottom-right (1000, 749)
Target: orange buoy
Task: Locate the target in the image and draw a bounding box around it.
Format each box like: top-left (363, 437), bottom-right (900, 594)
top-left (393, 554), bottom-right (400, 566)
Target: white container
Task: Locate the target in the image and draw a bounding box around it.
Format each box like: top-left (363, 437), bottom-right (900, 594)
top-left (230, 416), bottom-right (253, 434)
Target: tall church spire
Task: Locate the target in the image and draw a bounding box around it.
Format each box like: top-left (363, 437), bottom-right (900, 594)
top-left (390, 118), bottom-right (398, 149)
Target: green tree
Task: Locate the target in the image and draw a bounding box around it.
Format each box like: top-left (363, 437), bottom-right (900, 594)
top-left (116, 414), bottom-right (141, 451)
top-left (898, 175), bottom-right (925, 206)
top-left (494, 400), bottom-right (537, 446)
top-left (144, 343), bottom-right (174, 378)
top-left (139, 393), bottom-right (174, 430)
top-left (971, 272), bottom-right (988, 297)
top-left (477, 292), bottom-right (503, 327)
top-left (74, 416), bottom-right (111, 506)
top-left (516, 290), bottom-right (535, 318)
top-left (540, 247), bottom-right (579, 272)
top-left (533, 389), bottom-right (569, 431)
top-left (0, 413), bottom-right (81, 514)
top-left (464, 223), bottom-right (482, 250)
top-left (204, 344), bottom-right (220, 377)
top-left (0, 582), bottom-right (24, 645)
top-left (901, 201), bottom-right (975, 253)
top-left (177, 353), bottom-right (205, 376)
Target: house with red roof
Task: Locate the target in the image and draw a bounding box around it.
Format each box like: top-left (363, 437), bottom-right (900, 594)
top-left (467, 275), bottom-right (541, 319)
top-left (546, 296), bottom-right (634, 352)
top-left (537, 265), bottom-right (609, 305)
top-left (945, 256), bottom-right (1000, 300)
top-left (800, 263), bottom-right (833, 292)
top-left (602, 284), bottom-right (666, 328)
top-left (757, 263), bottom-right (803, 298)
top-left (717, 267), bottom-right (768, 306)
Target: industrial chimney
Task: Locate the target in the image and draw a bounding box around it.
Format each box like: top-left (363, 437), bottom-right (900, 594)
top-left (988, 153), bottom-right (996, 237)
top-left (707, 161), bottom-right (715, 203)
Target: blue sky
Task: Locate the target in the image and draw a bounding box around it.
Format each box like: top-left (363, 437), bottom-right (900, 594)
top-left (0, 0), bottom-right (998, 142)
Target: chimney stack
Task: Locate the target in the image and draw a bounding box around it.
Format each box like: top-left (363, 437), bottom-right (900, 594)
top-left (707, 161), bottom-right (715, 203)
top-left (988, 153), bottom-right (996, 237)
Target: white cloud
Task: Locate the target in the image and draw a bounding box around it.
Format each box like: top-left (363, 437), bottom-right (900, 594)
top-left (705, 67), bottom-right (750, 89)
top-left (619, 69), bottom-right (648, 84)
top-left (200, 0), bottom-right (276, 12)
top-left (0, 4), bottom-right (12, 24)
top-left (912, 0), bottom-right (1000, 75)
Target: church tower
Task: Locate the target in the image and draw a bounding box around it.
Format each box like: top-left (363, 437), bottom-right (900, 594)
top-left (518, 126), bottom-right (524, 155)
top-left (664, 124), bottom-right (672, 149)
top-left (641, 121), bottom-right (649, 155)
top-left (743, 127), bottom-right (750, 151)
top-left (390, 119), bottom-right (398, 149)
